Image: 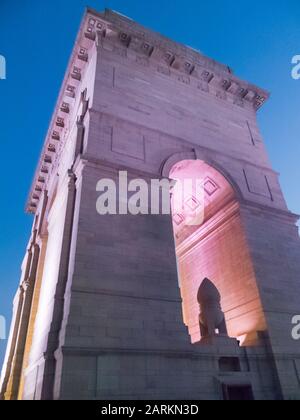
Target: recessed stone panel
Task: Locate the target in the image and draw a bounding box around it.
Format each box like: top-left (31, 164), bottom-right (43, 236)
top-left (243, 167), bottom-right (273, 200)
top-left (112, 125), bottom-right (145, 161)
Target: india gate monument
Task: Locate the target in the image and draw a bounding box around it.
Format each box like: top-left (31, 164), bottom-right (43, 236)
top-left (1, 8), bottom-right (300, 400)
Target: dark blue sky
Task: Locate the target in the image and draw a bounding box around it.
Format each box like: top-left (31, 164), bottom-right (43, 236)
top-left (0, 0), bottom-right (299, 367)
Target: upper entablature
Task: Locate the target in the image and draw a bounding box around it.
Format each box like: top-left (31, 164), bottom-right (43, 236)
top-left (87, 9), bottom-right (269, 107)
top-left (93, 8), bottom-right (231, 75)
top-left (26, 8), bottom-right (269, 214)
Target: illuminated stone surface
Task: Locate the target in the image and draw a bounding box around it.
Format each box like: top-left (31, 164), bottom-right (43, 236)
top-left (1, 9), bottom-right (300, 400)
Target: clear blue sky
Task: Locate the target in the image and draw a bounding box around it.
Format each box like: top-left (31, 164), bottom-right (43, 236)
top-left (0, 0), bottom-right (299, 367)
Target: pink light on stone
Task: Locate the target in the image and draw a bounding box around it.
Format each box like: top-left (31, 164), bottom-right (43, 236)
top-left (170, 160), bottom-right (234, 243)
top-left (169, 160), bottom-right (267, 345)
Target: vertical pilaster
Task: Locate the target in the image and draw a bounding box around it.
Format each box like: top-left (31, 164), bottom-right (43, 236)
top-left (0, 286), bottom-right (24, 400)
top-left (75, 119), bottom-right (85, 157)
top-left (40, 171), bottom-right (77, 400)
top-left (2, 242), bottom-right (40, 400)
top-left (17, 234), bottom-right (48, 400)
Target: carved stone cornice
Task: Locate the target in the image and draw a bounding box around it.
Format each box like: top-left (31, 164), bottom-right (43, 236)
top-left (26, 8), bottom-right (269, 214)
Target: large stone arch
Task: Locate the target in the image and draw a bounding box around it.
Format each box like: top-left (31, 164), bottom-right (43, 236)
top-left (160, 149), bottom-right (245, 203)
top-left (164, 155), bottom-right (267, 345)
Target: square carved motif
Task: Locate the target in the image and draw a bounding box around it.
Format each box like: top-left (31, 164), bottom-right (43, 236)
top-left (173, 214), bottom-right (184, 226)
top-left (204, 178), bottom-right (219, 196)
top-left (185, 196), bottom-right (200, 211)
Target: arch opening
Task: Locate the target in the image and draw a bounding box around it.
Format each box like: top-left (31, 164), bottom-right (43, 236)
top-left (169, 159), bottom-right (266, 345)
